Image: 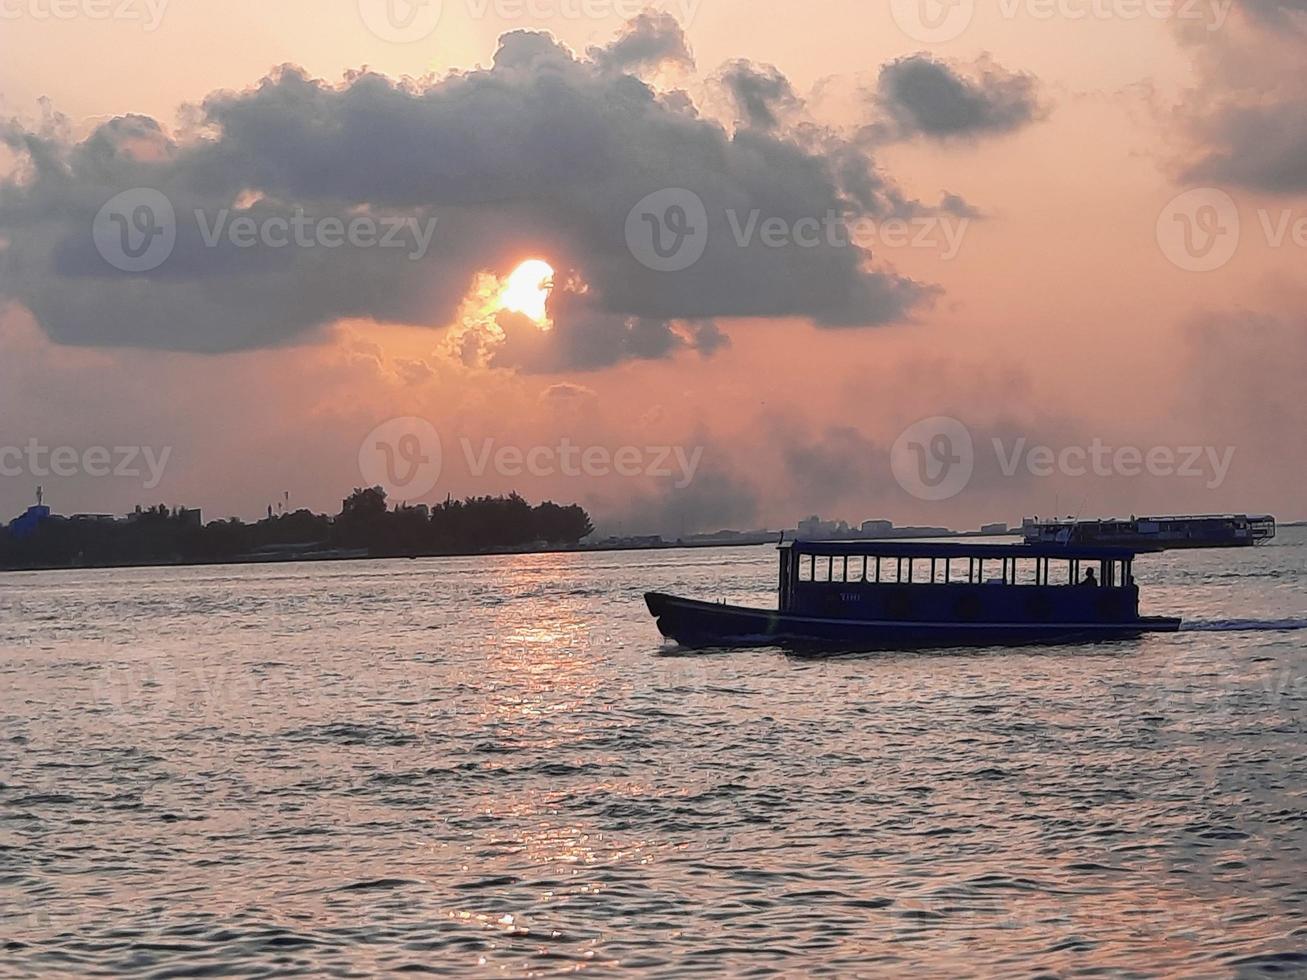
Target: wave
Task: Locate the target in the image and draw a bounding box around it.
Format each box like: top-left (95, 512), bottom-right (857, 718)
top-left (1181, 619), bottom-right (1307, 633)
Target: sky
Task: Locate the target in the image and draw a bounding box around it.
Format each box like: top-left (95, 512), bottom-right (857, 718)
top-left (0, 0), bottom-right (1303, 535)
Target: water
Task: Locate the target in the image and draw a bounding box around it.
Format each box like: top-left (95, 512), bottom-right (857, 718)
top-left (1, 530), bottom-right (1305, 976)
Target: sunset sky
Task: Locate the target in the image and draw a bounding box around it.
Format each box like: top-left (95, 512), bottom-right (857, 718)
top-left (1, 0), bottom-right (1302, 534)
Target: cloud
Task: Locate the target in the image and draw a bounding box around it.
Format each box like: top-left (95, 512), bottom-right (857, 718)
top-left (1242, 0), bottom-right (1307, 31)
top-left (718, 60), bottom-right (802, 131)
top-left (0, 20), bottom-right (935, 361)
top-left (601, 454), bottom-right (762, 537)
top-left (1184, 100), bottom-right (1307, 194)
top-left (485, 280), bottom-right (727, 373)
top-left (539, 382), bottom-right (597, 402)
top-left (1176, 3), bottom-right (1307, 195)
top-left (588, 11), bottom-right (694, 73)
top-left (1179, 306), bottom-right (1307, 471)
top-left (875, 54), bottom-right (1044, 139)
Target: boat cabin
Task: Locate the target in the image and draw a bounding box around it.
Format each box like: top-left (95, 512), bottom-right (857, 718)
top-left (778, 540), bottom-right (1151, 625)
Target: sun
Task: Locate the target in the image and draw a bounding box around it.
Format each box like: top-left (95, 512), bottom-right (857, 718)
top-left (498, 259), bottom-right (555, 324)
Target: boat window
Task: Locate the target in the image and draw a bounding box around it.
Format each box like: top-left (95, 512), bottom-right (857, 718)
top-left (815, 556), bottom-right (832, 583)
top-left (799, 554), bottom-right (814, 582)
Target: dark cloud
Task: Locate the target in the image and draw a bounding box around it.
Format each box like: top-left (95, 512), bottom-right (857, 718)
top-left (1243, 0), bottom-right (1307, 30)
top-left (780, 425), bottom-right (896, 509)
top-left (718, 60), bottom-right (801, 131)
top-left (0, 21), bottom-right (934, 359)
top-left (587, 11), bottom-right (694, 72)
top-left (1183, 99), bottom-right (1307, 193)
top-left (876, 54), bottom-right (1044, 139)
top-left (486, 281), bottom-right (726, 373)
top-left (1175, 2), bottom-right (1307, 195)
top-left (604, 456), bottom-right (762, 538)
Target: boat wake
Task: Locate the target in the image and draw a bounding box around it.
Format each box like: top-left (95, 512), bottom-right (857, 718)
top-left (1181, 619), bottom-right (1307, 633)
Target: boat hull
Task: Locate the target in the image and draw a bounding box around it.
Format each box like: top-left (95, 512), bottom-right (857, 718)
top-left (645, 592), bottom-right (1182, 651)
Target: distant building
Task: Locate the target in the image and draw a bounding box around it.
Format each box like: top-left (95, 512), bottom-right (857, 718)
top-left (7, 504), bottom-right (51, 541)
top-left (798, 515), bottom-right (843, 539)
top-left (980, 522), bottom-right (1009, 535)
top-left (861, 520), bottom-right (894, 537)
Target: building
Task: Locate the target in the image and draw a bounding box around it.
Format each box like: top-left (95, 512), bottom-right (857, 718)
top-left (7, 504), bottom-right (51, 541)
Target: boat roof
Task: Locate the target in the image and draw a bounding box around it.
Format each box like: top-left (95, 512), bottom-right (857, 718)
top-left (1028, 513), bottom-right (1273, 524)
top-left (781, 539), bottom-right (1153, 560)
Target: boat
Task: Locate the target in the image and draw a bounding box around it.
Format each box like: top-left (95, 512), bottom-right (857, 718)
top-left (645, 540), bottom-right (1181, 650)
top-left (1022, 514), bottom-right (1276, 550)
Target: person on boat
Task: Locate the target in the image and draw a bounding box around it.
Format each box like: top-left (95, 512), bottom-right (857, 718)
top-left (1082, 568), bottom-right (1098, 588)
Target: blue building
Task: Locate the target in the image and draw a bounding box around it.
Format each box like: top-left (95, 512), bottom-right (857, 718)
top-left (8, 504), bottom-right (51, 541)
top-left (8, 487), bottom-right (52, 541)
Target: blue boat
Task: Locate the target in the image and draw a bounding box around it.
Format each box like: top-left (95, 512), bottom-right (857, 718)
top-left (646, 540), bottom-right (1182, 650)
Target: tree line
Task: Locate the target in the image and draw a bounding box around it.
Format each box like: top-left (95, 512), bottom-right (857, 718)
top-left (0, 488), bottom-right (595, 569)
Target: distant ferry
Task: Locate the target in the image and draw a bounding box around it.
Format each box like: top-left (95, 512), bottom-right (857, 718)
top-left (1022, 515), bottom-right (1276, 550)
top-left (646, 539), bottom-right (1181, 650)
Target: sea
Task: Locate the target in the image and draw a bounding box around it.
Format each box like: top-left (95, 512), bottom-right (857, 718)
top-left (1, 529), bottom-right (1305, 976)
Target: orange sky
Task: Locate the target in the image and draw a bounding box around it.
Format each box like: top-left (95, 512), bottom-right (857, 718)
top-left (0, 1), bottom-right (1302, 533)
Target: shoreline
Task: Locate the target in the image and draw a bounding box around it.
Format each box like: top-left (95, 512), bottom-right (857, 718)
top-left (0, 530), bottom-right (1020, 575)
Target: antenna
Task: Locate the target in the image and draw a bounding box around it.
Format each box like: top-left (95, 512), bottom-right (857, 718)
top-left (1065, 496), bottom-right (1089, 546)
top-left (36, 486), bottom-right (43, 508)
